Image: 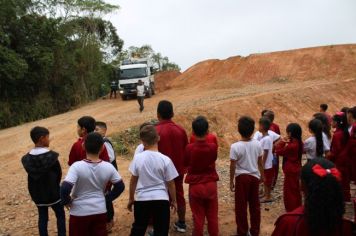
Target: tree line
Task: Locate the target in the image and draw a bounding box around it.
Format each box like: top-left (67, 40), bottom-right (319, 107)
top-left (0, 0), bottom-right (179, 129)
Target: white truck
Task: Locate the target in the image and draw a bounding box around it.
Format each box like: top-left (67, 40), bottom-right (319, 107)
top-left (117, 58), bottom-right (155, 100)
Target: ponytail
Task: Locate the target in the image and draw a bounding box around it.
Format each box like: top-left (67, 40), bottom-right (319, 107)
top-left (286, 123), bottom-right (303, 160)
top-left (309, 119), bottom-right (324, 157)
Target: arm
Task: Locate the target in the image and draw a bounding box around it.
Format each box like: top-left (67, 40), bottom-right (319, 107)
top-left (106, 180), bottom-right (125, 202)
top-left (68, 143), bottom-right (77, 166)
top-left (60, 181), bottom-right (73, 206)
top-left (127, 175), bottom-right (138, 212)
top-left (99, 146), bottom-right (110, 162)
top-left (262, 150), bottom-right (268, 166)
top-left (167, 179), bottom-right (177, 213)
top-left (183, 147), bottom-right (190, 168)
top-left (230, 160), bottom-right (236, 192)
top-left (258, 156), bottom-right (264, 182)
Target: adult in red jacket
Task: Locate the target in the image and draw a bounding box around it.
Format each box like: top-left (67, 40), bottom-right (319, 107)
top-left (156, 100), bottom-right (189, 233)
top-left (329, 112), bottom-right (351, 201)
top-left (272, 158), bottom-right (352, 236)
top-left (274, 123), bottom-right (303, 212)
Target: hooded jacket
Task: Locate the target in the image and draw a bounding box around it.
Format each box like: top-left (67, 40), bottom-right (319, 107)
top-left (21, 148), bottom-right (62, 206)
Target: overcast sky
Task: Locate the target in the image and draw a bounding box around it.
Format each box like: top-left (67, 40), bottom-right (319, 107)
top-left (106, 0), bottom-right (356, 71)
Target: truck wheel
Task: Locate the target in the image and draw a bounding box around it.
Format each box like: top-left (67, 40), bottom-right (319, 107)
top-left (151, 83), bottom-right (155, 95)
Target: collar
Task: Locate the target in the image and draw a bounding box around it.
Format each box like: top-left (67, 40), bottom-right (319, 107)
top-left (159, 119), bottom-right (174, 125)
top-left (29, 147), bottom-right (50, 155)
top-left (83, 159), bottom-right (102, 164)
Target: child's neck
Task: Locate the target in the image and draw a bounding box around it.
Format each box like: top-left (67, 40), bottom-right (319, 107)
top-left (261, 130), bottom-right (268, 136)
top-left (35, 144), bottom-right (48, 148)
top-left (86, 153), bottom-right (100, 162)
top-left (195, 135), bottom-right (207, 141)
top-left (241, 137), bottom-right (252, 141)
top-left (144, 144), bottom-right (158, 151)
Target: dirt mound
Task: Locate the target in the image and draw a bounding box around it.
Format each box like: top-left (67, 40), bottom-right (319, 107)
top-left (171, 44), bottom-right (356, 89)
top-left (154, 70), bottom-right (181, 92)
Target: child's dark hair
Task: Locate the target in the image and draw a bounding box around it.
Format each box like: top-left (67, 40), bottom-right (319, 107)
top-left (320, 103), bottom-right (328, 112)
top-left (30, 126), bottom-right (49, 144)
top-left (192, 116), bottom-right (209, 137)
top-left (84, 132), bottom-right (104, 155)
top-left (263, 110), bottom-right (275, 123)
top-left (340, 107), bottom-right (349, 113)
top-left (301, 158), bottom-right (344, 235)
top-left (261, 109), bottom-right (269, 117)
top-left (308, 119), bottom-right (324, 157)
top-left (313, 113), bottom-right (331, 139)
top-left (348, 106), bottom-right (356, 120)
top-left (259, 117), bottom-right (271, 131)
top-left (95, 121), bottom-right (107, 129)
top-left (78, 116), bottom-right (96, 133)
top-left (140, 125), bottom-right (159, 146)
top-left (332, 113), bottom-right (349, 145)
top-left (157, 100), bottom-right (173, 120)
top-left (238, 116), bottom-right (255, 138)
top-left (286, 123), bottom-right (303, 160)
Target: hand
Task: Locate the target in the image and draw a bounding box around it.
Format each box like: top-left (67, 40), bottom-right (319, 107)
top-left (170, 200), bottom-right (177, 214)
top-left (64, 204), bottom-right (71, 210)
top-left (282, 137), bottom-right (290, 143)
top-left (127, 199), bottom-right (134, 212)
top-left (230, 181), bottom-right (235, 192)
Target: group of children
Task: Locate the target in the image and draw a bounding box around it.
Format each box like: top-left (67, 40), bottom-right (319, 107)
top-left (21, 101), bottom-right (356, 236)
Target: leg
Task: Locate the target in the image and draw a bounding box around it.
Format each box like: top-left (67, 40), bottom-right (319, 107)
top-left (130, 201), bottom-right (151, 236)
top-left (248, 176), bottom-right (261, 236)
top-left (262, 168), bottom-right (274, 201)
top-left (37, 206), bottom-right (49, 236)
top-left (51, 202), bottom-right (66, 236)
top-left (175, 175), bottom-right (186, 222)
top-left (152, 201), bottom-right (170, 236)
top-left (235, 175), bottom-right (249, 236)
top-left (284, 172), bottom-right (302, 212)
top-left (70, 215), bottom-right (90, 236)
top-left (340, 167), bottom-right (351, 201)
top-left (272, 155), bottom-right (279, 188)
top-left (205, 182), bottom-right (219, 236)
top-left (189, 184), bottom-right (206, 236)
top-left (90, 214), bottom-right (107, 236)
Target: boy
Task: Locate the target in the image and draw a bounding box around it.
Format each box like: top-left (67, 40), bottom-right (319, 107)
top-left (95, 121), bottom-right (118, 232)
top-left (61, 133), bottom-right (125, 236)
top-left (21, 126), bottom-right (66, 236)
top-left (258, 117), bottom-right (275, 203)
top-left (320, 103), bottom-right (332, 125)
top-left (68, 116), bottom-right (109, 165)
top-left (137, 80), bottom-right (146, 112)
top-left (185, 116), bottom-right (219, 236)
top-left (155, 100), bottom-right (189, 232)
top-left (127, 125), bottom-right (178, 235)
top-left (230, 116), bottom-right (264, 236)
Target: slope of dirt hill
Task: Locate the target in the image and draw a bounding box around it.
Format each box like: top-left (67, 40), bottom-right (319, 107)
top-left (1, 45), bottom-right (356, 236)
top-left (171, 44), bottom-right (356, 89)
top-left (154, 70), bottom-right (181, 92)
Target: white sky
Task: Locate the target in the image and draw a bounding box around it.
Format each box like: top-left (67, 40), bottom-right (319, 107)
top-left (106, 0), bottom-right (356, 71)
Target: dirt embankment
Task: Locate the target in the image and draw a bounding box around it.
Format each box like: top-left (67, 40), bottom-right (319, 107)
top-left (154, 70), bottom-right (181, 92)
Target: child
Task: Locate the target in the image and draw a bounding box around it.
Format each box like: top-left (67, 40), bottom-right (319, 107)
top-left (95, 121), bottom-right (118, 232)
top-left (313, 113), bottom-right (332, 146)
top-left (329, 112), bottom-right (351, 201)
top-left (61, 133), bottom-right (125, 236)
top-left (189, 116), bottom-right (218, 146)
top-left (275, 123), bottom-right (303, 212)
top-left (346, 107), bottom-right (356, 182)
top-left (272, 158), bottom-right (352, 236)
top-left (347, 106), bottom-right (356, 134)
top-left (156, 100), bottom-right (188, 232)
top-left (127, 125), bottom-right (178, 235)
top-left (319, 103), bottom-right (332, 125)
top-left (185, 116), bottom-right (219, 236)
top-left (21, 126), bottom-right (66, 236)
top-left (230, 116), bottom-right (264, 236)
top-left (263, 110), bottom-right (281, 135)
top-left (68, 116), bottom-right (109, 165)
top-left (137, 80), bottom-right (145, 112)
top-left (258, 117), bottom-right (275, 203)
top-left (304, 119), bottom-right (330, 160)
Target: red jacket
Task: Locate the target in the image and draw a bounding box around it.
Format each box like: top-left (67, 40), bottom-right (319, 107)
top-left (329, 128), bottom-right (350, 168)
top-left (275, 139), bottom-right (302, 173)
top-left (189, 133), bottom-right (218, 146)
top-left (270, 123), bottom-right (281, 135)
top-left (272, 206), bottom-right (352, 236)
top-left (156, 120), bottom-right (188, 175)
top-left (184, 140), bottom-right (219, 185)
top-left (348, 123), bottom-right (356, 181)
top-left (68, 136), bottom-right (110, 166)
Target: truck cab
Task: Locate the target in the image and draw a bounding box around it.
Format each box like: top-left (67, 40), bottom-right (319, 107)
top-left (118, 58), bottom-right (155, 100)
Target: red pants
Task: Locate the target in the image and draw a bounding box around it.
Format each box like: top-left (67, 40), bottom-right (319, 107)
top-left (175, 174), bottom-right (186, 211)
top-left (264, 168), bottom-right (274, 188)
top-left (69, 213), bottom-right (107, 236)
top-left (273, 155), bottom-right (279, 188)
top-left (189, 182), bottom-right (218, 236)
top-left (338, 166), bottom-right (351, 201)
top-left (283, 172), bottom-right (302, 212)
top-left (235, 175), bottom-right (260, 236)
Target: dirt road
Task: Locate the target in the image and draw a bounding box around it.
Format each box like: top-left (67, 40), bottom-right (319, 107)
top-left (1, 77), bottom-right (356, 235)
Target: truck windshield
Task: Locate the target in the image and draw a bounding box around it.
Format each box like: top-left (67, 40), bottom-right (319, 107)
top-left (120, 68), bottom-right (147, 80)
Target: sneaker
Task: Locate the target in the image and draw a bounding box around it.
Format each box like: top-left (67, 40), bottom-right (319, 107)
top-left (173, 221), bottom-right (187, 233)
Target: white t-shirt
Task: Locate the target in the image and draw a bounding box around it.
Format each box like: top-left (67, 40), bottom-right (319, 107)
top-left (304, 134), bottom-right (331, 160)
top-left (137, 85), bottom-right (145, 97)
top-left (104, 141), bottom-right (115, 163)
top-left (129, 150), bottom-right (178, 201)
top-left (134, 144), bottom-right (144, 156)
top-left (230, 140), bottom-right (263, 179)
top-left (253, 130), bottom-right (280, 143)
top-left (259, 135), bottom-right (274, 169)
top-left (64, 159), bottom-right (122, 216)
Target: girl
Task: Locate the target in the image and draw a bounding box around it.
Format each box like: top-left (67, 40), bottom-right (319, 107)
top-left (272, 158), bottom-right (352, 236)
top-left (329, 112), bottom-right (351, 201)
top-left (274, 123), bottom-right (303, 212)
top-left (304, 119), bottom-right (330, 160)
top-left (313, 113), bottom-right (332, 146)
